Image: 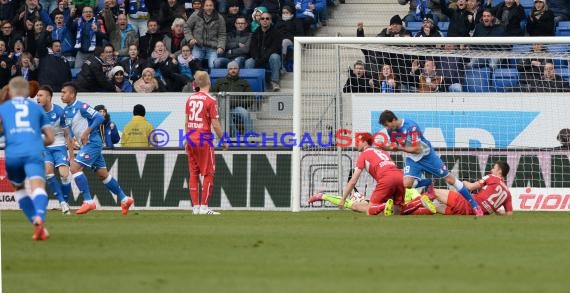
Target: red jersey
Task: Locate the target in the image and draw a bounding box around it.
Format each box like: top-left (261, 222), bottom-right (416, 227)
top-left (474, 174), bottom-right (513, 214)
top-left (355, 148), bottom-right (401, 181)
top-left (185, 92), bottom-right (219, 144)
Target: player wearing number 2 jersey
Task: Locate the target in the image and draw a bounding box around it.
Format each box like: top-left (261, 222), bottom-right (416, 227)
top-left (185, 71), bottom-right (229, 215)
top-left (339, 133), bottom-right (406, 215)
top-left (427, 161), bottom-right (513, 216)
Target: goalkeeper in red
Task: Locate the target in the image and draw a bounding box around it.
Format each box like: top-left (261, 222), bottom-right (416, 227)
top-left (379, 110), bottom-right (485, 216)
top-left (336, 133), bottom-right (406, 215)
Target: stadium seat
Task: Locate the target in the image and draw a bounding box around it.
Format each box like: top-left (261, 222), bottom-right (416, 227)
top-left (557, 21), bottom-right (570, 28)
top-left (555, 29), bottom-right (570, 36)
top-left (464, 67), bottom-right (491, 92)
top-left (557, 67), bottom-right (570, 81)
top-left (546, 44), bottom-right (570, 53)
top-left (552, 58), bottom-right (569, 69)
top-left (512, 44), bottom-right (532, 52)
top-left (210, 68), bottom-right (266, 92)
top-left (405, 21), bottom-right (422, 35)
top-left (71, 68), bottom-right (81, 80)
top-left (493, 68), bottom-right (519, 92)
top-left (519, 0), bottom-right (534, 9)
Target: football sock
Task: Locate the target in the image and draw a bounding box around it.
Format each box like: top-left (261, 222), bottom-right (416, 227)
top-left (73, 172), bottom-right (93, 202)
top-left (189, 174), bottom-right (200, 206)
top-left (453, 180), bottom-right (479, 209)
top-left (367, 203), bottom-right (386, 215)
top-left (412, 207), bottom-right (434, 215)
top-left (31, 188), bottom-right (48, 222)
top-left (102, 175), bottom-right (127, 202)
top-left (61, 176), bottom-right (72, 202)
top-left (201, 174), bottom-right (214, 205)
top-left (16, 190), bottom-right (36, 223)
top-left (401, 198), bottom-right (423, 215)
top-left (46, 174), bottom-right (65, 203)
top-left (322, 194), bottom-right (353, 208)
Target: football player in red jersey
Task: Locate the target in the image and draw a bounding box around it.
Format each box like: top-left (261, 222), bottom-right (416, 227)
top-left (337, 133), bottom-right (406, 215)
top-left (423, 161), bottom-right (513, 216)
top-left (185, 71), bottom-right (229, 215)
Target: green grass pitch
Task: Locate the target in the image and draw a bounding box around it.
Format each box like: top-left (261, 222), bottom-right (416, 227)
top-left (2, 211), bottom-right (570, 293)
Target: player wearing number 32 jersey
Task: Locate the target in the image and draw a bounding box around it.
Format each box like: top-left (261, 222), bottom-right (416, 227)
top-left (426, 161), bottom-right (513, 216)
top-left (185, 71), bottom-right (228, 215)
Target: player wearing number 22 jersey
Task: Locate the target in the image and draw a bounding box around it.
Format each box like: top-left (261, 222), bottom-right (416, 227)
top-left (184, 71), bottom-right (228, 215)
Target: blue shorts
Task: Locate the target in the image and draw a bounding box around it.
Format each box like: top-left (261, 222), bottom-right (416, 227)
top-left (74, 144), bottom-right (106, 170)
top-left (44, 146), bottom-right (69, 167)
top-left (5, 155), bottom-right (45, 186)
top-left (404, 151), bottom-right (449, 179)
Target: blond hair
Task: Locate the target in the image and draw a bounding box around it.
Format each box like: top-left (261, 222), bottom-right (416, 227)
top-left (8, 77), bottom-right (29, 98)
top-left (193, 70), bottom-right (210, 89)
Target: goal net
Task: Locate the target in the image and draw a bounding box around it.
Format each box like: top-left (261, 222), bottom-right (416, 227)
top-left (292, 36), bottom-right (570, 212)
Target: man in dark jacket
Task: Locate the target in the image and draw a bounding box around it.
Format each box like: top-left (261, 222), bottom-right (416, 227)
top-left (342, 60), bottom-right (373, 93)
top-left (75, 46), bottom-right (115, 92)
top-left (37, 40), bottom-right (71, 92)
top-left (245, 12), bottom-right (282, 91)
top-left (213, 15), bottom-right (251, 69)
top-left (212, 61), bottom-right (253, 136)
top-left (138, 19), bottom-right (163, 59)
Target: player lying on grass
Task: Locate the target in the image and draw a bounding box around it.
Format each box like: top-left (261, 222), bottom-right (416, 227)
top-left (418, 161), bottom-right (513, 216)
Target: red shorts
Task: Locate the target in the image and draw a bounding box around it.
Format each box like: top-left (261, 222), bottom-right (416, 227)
top-left (186, 145), bottom-right (215, 176)
top-left (369, 172), bottom-right (405, 206)
top-left (445, 191), bottom-right (473, 215)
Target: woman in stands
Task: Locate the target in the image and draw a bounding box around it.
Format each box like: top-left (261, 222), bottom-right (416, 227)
top-left (369, 64), bottom-right (398, 93)
top-left (526, 0), bottom-right (555, 36)
top-left (13, 52), bottom-right (38, 82)
top-left (134, 67), bottom-right (163, 93)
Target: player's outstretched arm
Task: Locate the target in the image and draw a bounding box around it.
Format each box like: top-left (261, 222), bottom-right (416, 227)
top-left (463, 180), bottom-right (482, 192)
top-left (339, 168), bottom-right (362, 209)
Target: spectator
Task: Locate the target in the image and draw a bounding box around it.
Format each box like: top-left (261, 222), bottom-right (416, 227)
top-left (294, 0), bottom-right (318, 35)
top-left (163, 17), bottom-right (188, 55)
top-left (211, 61), bottom-right (254, 136)
top-left (411, 58), bottom-right (444, 93)
top-left (12, 0), bottom-right (52, 35)
top-left (357, 15), bottom-right (412, 37)
top-left (536, 62), bottom-right (570, 92)
top-left (187, 0), bottom-right (202, 16)
top-left (11, 39), bottom-right (25, 63)
top-left (469, 9), bottom-right (505, 69)
top-left (14, 52), bottom-right (38, 81)
top-left (275, 5), bottom-right (304, 72)
top-left (37, 39), bottom-right (71, 92)
top-left (134, 67), bottom-right (161, 92)
top-left (0, 0), bottom-right (17, 22)
top-left (74, 46), bottom-right (115, 92)
top-left (101, 43), bottom-right (118, 75)
top-left (177, 44), bottom-right (202, 81)
top-left (94, 104), bottom-right (120, 149)
top-left (149, 40), bottom-right (188, 91)
top-left (159, 0), bottom-right (187, 34)
top-left (40, 0), bottom-right (58, 15)
top-left (257, 0), bottom-right (285, 20)
top-left (108, 65), bottom-right (133, 92)
top-left (399, 0), bottom-right (446, 24)
top-left (213, 15), bottom-right (251, 69)
top-left (526, 0), bottom-right (555, 36)
top-left (517, 43), bottom-right (548, 92)
top-left (25, 19), bottom-right (51, 57)
top-left (414, 14), bottom-right (444, 37)
top-left (138, 19), bottom-right (163, 59)
top-left (556, 128), bottom-right (570, 149)
top-left (369, 64), bottom-right (398, 93)
top-left (127, 0), bottom-right (150, 36)
top-left (0, 20), bottom-right (22, 52)
top-left (250, 6), bottom-right (267, 33)
top-left (223, 0), bottom-right (241, 33)
top-left (70, 6), bottom-right (105, 68)
top-left (96, 0), bottom-right (121, 35)
top-left (245, 11), bottom-right (282, 91)
top-left (48, 11), bottom-right (75, 60)
top-left (119, 44), bottom-right (147, 83)
top-left (493, 0), bottom-right (525, 36)
top-left (441, 0), bottom-right (474, 37)
top-left (342, 60), bottom-right (373, 93)
top-left (184, 0), bottom-right (226, 70)
top-left (467, 0), bottom-right (485, 30)
top-left (547, 0), bottom-right (570, 23)
top-left (49, 0), bottom-right (72, 23)
top-left (104, 11), bottom-right (138, 58)
top-left (121, 104), bottom-right (154, 148)
top-left (438, 44), bottom-right (465, 92)
top-left (0, 39), bottom-right (14, 88)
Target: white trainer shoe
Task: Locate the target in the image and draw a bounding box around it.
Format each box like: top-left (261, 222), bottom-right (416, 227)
top-left (199, 208), bottom-right (220, 215)
top-left (61, 202), bottom-right (70, 215)
top-left (192, 206), bottom-right (200, 215)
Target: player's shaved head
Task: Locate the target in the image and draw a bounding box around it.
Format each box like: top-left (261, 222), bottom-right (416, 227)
top-left (194, 71), bottom-right (211, 89)
top-left (8, 77), bottom-right (29, 98)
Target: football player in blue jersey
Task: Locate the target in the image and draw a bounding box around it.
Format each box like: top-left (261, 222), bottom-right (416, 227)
top-left (36, 85), bottom-right (73, 215)
top-left (60, 82), bottom-right (134, 215)
top-left (0, 77), bottom-right (55, 240)
top-left (379, 110), bottom-right (484, 216)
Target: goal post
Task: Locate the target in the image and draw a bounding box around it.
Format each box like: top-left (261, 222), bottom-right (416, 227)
top-left (292, 36), bottom-right (570, 212)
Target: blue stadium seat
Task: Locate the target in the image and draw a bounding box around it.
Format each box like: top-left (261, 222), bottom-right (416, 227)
top-left (210, 68), bottom-right (266, 92)
top-left (464, 67), bottom-right (491, 92)
top-left (555, 29), bottom-right (570, 36)
top-left (557, 21), bottom-right (570, 28)
top-left (493, 68), bottom-right (519, 92)
top-left (512, 44), bottom-right (532, 52)
top-left (552, 58), bottom-right (569, 69)
top-left (519, 0), bottom-right (535, 9)
top-left (557, 67), bottom-right (570, 81)
top-left (438, 21), bottom-right (449, 32)
top-left (406, 21), bottom-right (423, 34)
top-left (546, 44), bottom-right (570, 53)
top-left (71, 68), bottom-right (81, 80)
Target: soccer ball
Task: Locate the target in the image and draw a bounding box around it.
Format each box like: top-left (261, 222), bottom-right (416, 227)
top-left (350, 192), bottom-right (366, 203)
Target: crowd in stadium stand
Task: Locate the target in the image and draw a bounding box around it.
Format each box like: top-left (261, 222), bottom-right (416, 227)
top-left (345, 0), bottom-right (570, 93)
top-left (0, 0), bottom-right (335, 93)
